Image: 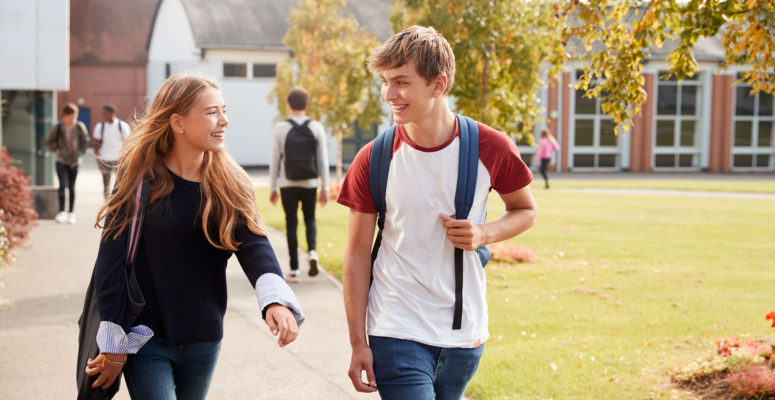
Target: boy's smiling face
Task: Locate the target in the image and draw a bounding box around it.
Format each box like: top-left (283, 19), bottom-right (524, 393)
top-left (379, 59), bottom-right (446, 125)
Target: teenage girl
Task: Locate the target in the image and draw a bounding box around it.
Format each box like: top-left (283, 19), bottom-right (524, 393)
top-left (84, 74), bottom-right (304, 399)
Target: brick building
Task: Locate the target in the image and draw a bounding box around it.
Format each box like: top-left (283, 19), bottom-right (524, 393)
top-left (58, 0), bottom-right (159, 131)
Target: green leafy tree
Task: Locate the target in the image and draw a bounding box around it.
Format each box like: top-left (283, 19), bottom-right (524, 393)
top-left (392, 0), bottom-right (566, 142)
top-left (562, 0), bottom-right (775, 132)
top-left (270, 0), bottom-right (383, 184)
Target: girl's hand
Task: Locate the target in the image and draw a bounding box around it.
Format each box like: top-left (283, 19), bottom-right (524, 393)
top-left (85, 353), bottom-right (127, 388)
top-left (265, 304), bottom-right (299, 347)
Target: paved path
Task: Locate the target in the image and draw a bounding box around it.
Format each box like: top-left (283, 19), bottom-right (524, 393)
top-left (0, 152), bottom-right (370, 399)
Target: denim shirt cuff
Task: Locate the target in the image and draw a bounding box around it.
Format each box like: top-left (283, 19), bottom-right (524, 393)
top-left (255, 273), bottom-right (305, 328)
top-left (96, 321), bottom-right (154, 354)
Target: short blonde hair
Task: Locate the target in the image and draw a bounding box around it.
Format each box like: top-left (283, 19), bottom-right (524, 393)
top-left (367, 25), bottom-right (456, 94)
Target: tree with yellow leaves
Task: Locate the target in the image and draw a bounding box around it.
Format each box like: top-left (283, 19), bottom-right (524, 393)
top-left (270, 0), bottom-right (383, 183)
top-left (392, 0), bottom-right (566, 142)
top-left (562, 0), bottom-right (775, 132)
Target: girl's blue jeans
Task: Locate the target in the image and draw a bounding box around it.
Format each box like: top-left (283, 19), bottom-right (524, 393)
top-left (123, 338), bottom-right (221, 400)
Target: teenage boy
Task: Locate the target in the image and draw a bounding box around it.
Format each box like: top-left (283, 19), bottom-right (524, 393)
top-left (93, 104), bottom-right (130, 200)
top-left (337, 26), bottom-right (537, 399)
top-left (269, 87), bottom-right (330, 282)
top-left (45, 103), bottom-right (90, 224)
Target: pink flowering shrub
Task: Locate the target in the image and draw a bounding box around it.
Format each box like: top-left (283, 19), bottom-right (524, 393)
top-left (726, 365), bottom-right (775, 397)
top-left (489, 242), bottom-right (536, 264)
top-left (328, 182), bottom-right (341, 199)
top-left (674, 312), bottom-right (775, 399)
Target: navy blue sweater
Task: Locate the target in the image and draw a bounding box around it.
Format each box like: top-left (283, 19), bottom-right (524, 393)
top-left (94, 172), bottom-right (285, 344)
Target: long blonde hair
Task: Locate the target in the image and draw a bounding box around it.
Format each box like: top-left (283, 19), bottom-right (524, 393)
top-left (96, 73), bottom-right (266, 250)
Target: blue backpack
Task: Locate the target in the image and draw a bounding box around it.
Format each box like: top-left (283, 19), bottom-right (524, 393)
top-left (368, 114), bottom-right (491, 330)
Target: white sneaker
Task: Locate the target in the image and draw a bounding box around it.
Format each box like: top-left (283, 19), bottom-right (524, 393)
top-left (54, 211), bottom-right (67, 223)
top-left (308, 250), bottom-right (319, 277)
top-left (285, 270), bottom-right (299, 283)
top-left (67, 212), bottom-right (76, 224)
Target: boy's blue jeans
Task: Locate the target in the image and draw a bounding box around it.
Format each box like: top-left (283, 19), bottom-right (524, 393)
top-left (369, 335), bottom-right (484, 400)
top-left (123, 338), bottom-right (221, 400)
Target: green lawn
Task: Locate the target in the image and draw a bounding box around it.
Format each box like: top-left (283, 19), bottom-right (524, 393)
top-left (255, 182), bottom-right (775, 399)
top-left (536, 178), bottom-right (775, 194)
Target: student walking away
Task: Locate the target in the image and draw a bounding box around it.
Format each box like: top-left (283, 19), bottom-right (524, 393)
top-left (93, 104), bottom-right (130, 200)
top-left (536, 128), bottom-right (559, 189)
top-left (84, 74), bottom-right (304, 399)
top-left (269, 87), bottom-right (330, 282)
top-left (337, 26), bottom-right (537, 399)
top-left (45, 103), bottom-right (90, 224)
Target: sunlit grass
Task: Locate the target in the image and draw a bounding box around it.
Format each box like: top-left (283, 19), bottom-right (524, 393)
top-left (533, 178), bottom-right (775, 194)
top-left (255, 182), bottom-right (775, 399)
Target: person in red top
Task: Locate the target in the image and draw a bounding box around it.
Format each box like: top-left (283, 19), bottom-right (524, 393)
top-left (337, 25), bottom-right (537, 399)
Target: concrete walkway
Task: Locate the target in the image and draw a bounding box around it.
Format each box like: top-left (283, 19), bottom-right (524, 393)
top-left (0, 151), bottom-right (370, 399)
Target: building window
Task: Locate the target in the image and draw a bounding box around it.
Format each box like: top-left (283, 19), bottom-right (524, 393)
top-left (652, 71), bottom-right (702, 169)
top-left (223, 63), bottom-right (247, 78)
top-left (253, 64), bottom-right (276, 78)
top-left (1, 90), bottom-right (55, 185)
top-left (570, 70), bottom-right (620, 170)
top-left (732, 73), bottom-right (774, 170)
top-left (341, 121), bottom-right (378, 164)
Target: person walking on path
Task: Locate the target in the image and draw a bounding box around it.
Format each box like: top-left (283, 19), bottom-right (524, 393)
top-left (84, 74), bottom-right (304, 399)
top-left (45, 103), bottom-right (90, 224)
top-left (268, 87), bottom-right (330, 282)
top-left (536, 128), bottom-right (559, 189)
top-left (92, 104), bottom-right (130, 201)
top-left (337, 26), bottom-right (537, 399)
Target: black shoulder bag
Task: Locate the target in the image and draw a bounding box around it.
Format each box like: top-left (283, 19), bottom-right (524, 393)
top-left (76, 179), bottom-right (150, 400)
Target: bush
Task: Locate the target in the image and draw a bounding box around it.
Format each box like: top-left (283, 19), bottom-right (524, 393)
top-left (673, 313), bottom-right (775, 399)
top-left (0, 147), bottom-right (37, 268)
top-left (726, 365), bottom-right (775, 398)
top-left (489, 241), bottom-right (536, 264)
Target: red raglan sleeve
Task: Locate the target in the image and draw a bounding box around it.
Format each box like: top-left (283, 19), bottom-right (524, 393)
top-left (336, 142), bottom-right (378, 214)
top-left (477, 122), bottom-right (533, 194)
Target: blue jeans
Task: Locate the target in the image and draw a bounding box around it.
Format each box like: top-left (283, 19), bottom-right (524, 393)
top-left (123, 338), bottom-right (221, 400)
top-left (369, 335), bottom-right (484, 400)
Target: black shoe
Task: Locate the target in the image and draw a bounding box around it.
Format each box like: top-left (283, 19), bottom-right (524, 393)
top-left (308, 251), bottom-right (319, 277)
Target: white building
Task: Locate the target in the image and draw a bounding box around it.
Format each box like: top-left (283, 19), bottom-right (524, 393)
top-left (147, 0), bottom-right (391, 166)
top-left (0, 0), bottom-right (70, 185)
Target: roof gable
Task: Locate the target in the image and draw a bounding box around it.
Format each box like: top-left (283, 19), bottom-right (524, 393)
top-left (179, 0), bottom-right (391, 50)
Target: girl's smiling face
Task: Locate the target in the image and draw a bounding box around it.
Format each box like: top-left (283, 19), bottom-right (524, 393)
top-left (174, 87), bottom-right (229, 153)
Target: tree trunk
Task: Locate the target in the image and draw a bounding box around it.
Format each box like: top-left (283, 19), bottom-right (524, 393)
top-left (336, 127), bottom-right (343, 185)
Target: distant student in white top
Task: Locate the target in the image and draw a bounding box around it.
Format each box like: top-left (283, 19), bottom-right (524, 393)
top-left (269, 87), bottom-right (330, 282)
top-left (93, 104), bottom-right (130, 200)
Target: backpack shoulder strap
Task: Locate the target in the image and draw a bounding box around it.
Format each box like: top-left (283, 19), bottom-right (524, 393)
top-left (368, 124), bottom-right (396, 219)
top-left (454, 114), bottom-right (480, 220)
top-left (452, 114), bottom-right (480, 330)
top-left (287, 118), bottom-right (299, 128)
top-left (301, 119), bottom-right (312, 128)
top-left (368, 124), bottom-right (397, 269)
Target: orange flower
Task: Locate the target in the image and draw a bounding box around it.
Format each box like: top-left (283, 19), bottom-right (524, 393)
top-left (766, 311), bottom-right (775, 328)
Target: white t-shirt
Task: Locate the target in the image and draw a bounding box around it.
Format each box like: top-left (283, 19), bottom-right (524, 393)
top-left (337, 119), bottom-right (532, 348)
top-left (93, 118), bottom-right (130, 162)
top-left (269, 116), bottom-right (329, 191)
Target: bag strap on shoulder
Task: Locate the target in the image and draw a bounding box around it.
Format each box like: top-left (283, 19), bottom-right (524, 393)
top-left (452, 114), bottom-right (479, 330)
top-left (127, 177), bottom-right (150, 266)
top-left (368, 124), bottom-right (396, 269)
